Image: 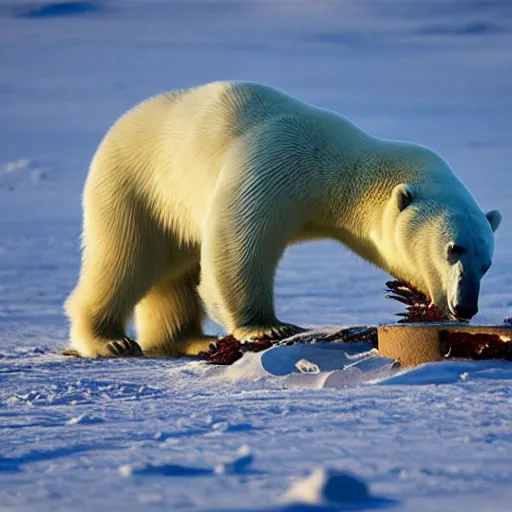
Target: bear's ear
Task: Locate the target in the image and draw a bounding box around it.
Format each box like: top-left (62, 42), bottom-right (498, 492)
top-left (393, 183), bottom-right (415, 212)
top-left (486, 210), bottom-right (502, 232)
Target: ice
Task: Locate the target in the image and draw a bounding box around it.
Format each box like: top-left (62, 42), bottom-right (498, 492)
top-left (201, 342), bottom-right (398, 389)
top-left (1, 0), bottom-right (512, 510)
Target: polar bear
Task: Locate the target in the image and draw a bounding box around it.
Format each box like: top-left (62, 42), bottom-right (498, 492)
top-left (65, 81), bottom-right (502, 357)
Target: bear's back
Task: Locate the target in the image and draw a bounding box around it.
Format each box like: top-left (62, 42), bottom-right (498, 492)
top-left (99, 81), bottom-right (311, 170)
top-left (156, 81), bottom-right (315, 143)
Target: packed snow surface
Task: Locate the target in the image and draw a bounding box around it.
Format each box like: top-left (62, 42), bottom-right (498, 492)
top-left (1, 0), bottom-right (512, 510)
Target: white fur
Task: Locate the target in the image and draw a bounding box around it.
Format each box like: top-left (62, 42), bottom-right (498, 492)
top-left (65, 81), bottom-right (501, 357)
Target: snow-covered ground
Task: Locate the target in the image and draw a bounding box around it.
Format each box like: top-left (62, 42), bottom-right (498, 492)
top-left (1, 1), bottom-right (512, 510)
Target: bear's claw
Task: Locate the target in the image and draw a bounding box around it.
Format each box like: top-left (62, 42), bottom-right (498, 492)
top-left (106, 337), bottom-right (144, 357)
top-left (233, 322), bottom-right (305, 341)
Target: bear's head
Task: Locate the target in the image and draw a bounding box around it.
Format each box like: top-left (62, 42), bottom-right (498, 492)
top-left (379, 182), bottom-right (501, 322)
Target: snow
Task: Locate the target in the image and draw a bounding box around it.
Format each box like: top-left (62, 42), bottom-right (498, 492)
top-left (282, 467), bottom-right (394, 508)
top-left (1, 0), bottom-right (512, 510)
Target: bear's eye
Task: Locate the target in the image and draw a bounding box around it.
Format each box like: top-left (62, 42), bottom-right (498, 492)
top-left (447, 244), bottom-right (467, 264)
top-left (451, 245), bottom-right (467, 256)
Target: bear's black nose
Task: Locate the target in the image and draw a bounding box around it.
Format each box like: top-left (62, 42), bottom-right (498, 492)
top-left (453, 304), bottom-right (478, 320)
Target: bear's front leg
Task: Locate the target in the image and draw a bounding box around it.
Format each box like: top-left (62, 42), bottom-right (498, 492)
top-left (199, 181), bottom-right (305, 342)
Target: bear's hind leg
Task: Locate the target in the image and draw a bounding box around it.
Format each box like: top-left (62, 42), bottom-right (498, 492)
top-left (66, 263), bottom-right (154, 358)
top-left (135, 265), bottom-right (216, 357)
top-left (65, 202), bottom-right (166, 358)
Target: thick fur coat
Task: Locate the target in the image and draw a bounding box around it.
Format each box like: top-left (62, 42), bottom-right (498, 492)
top-left (66, 81), bottom-right (501, 357)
